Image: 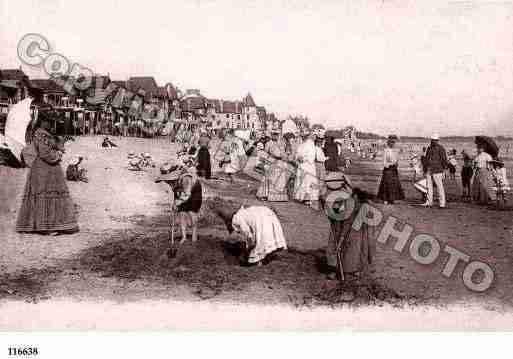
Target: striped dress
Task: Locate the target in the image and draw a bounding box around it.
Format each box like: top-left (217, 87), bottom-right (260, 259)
top-left (16, 128), bottom-right (78, 233)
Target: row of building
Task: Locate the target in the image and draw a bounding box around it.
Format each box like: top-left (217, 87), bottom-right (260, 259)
top-left (0, 67), bottom-right (282, 134)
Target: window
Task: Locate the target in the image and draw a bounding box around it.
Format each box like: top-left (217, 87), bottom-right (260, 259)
top-left (237, 115), bottom-right (241, 120)
top-left (226, 114), bottom-right (229, 118)
top-left (247, 115), bottom-right (250, 120)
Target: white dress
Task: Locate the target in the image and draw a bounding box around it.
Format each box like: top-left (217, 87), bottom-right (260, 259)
top-left (294, 138), bottom-right (319, 201)
top-left (232, 206), bottom-right (287, 263)
top-left (224, 137), bottom-right (247, 174)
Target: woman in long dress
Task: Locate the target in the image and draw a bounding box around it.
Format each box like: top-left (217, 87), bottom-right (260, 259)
top-left (377, 135), bottom-right (405, 205)
top-left (471, 144), bottom-right (493, 205)
top-left (16, 112), bottom-right (79, 234)
top-left (324, 173), bottom-right (374, 282)
top-left (323, 136), bottom-right (340, 172)
top-left (294, 131), bottom-right (319, 209)
top-left (256, 131), bottom-right (293, 201)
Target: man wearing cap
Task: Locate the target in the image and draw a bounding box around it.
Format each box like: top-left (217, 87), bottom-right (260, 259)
top-left (424, 134), bottom-right (448, 208)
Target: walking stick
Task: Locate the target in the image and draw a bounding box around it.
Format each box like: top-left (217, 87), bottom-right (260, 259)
top-left (167, 187), bottom-right (178, 258)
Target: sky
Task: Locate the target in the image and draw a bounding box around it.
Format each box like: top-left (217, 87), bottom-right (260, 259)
top-left (1, 0), bottom-right (513, 136)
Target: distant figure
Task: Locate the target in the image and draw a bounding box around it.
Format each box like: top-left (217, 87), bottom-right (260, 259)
top-left (66, 155), bottom-right (88, 183)
top-left (471, 143), bottom-right (493, 205)
top-left (460, 150), bottom-right (474, 201)
top-left (447, 149), bottom-right (457, 180)
top-left (101, 137), bottom-right (117, 148)
top-left (377, 135), bottom-right (404, 205)
top-left (423, 134), bottom-right (448, 208)
top-left (16, 111), bottom-right (79, 235)
top-left (323, 136), bottom-right (340, 172)
top-left (489, 159), bottom-right (510, 206)
top-left (196, 136), bottom-right (212, 179)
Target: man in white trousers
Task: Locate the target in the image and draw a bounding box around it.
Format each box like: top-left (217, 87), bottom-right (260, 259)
top-left (423, 134), bottom-right (448, 208)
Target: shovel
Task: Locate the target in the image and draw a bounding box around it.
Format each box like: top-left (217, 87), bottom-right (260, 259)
top-left (166, 188), bottom-right (178, 258)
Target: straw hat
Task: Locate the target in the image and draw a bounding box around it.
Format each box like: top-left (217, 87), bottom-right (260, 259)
top-left (127, 150), bottom-right (135, 158)
top-left (430, 133), bottom-right (440, 140)
top-left (143, 152), bottom-right (151, 159)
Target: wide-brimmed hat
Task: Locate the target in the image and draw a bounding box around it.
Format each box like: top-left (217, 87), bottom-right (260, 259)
top-left (488, 158), bottom-right (504, 166)
top-left (387, 135), bottom-right (399, 142)
top-left (127, 150), bottom-right (135, 158)
top-left (271, 129), bottom-right (280, 135)
top-left (430, 133), bottom-right (440, 140)
top-left (325, 171), bottom-right (352, 190)
top-left (143, 152), bottom-right (151, 158)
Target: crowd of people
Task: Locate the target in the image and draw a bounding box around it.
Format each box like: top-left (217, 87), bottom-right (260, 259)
top-left (12, 108), bottom-right (511, 287)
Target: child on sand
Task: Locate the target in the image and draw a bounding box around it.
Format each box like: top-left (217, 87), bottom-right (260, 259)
top-left (460, 150), bottom-right (474, 201)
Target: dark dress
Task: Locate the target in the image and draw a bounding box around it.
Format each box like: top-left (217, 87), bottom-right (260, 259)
top-left (16, 128), bottom-right (78, 233)
top-left (377, 164), bottom-right (405, 202)
top-left (323, 142), bottom-right (339, 172)
top-left (196, 146), bottom-right (212, 179)
top-left (174, 175), bottom-right (203, 213)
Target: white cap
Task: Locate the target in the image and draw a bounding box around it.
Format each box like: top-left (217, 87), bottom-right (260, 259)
top-left (69, 155), bottom-right (81, 166)
top-left (431, 133), bottom-right (440, 140)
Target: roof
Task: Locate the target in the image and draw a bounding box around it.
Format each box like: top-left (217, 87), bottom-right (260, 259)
top-left (30, 79), bottom-right (66, 93)
top-left (126, 77), bottom-right (160, 100)
top-left (242, 93), bottom-right (256, 107)
top-left (181, 96), bottom-right (206, 111)
top-left (1, 69), bottom-right (28, 81)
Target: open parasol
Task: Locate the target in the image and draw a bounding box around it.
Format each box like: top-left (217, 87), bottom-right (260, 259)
top-left (4, 98), bottom-right (34, 163)
top-left (475, 136), bottom-right (499, 159)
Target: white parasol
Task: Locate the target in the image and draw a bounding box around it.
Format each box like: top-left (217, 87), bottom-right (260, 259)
top-left (282, 119), bottom-right (298, 135)
top-left (4, 98), bottom-right (34, 163)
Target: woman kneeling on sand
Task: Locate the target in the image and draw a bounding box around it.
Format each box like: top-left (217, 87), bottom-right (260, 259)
top-left (212, 198), bottom-right (287, 266)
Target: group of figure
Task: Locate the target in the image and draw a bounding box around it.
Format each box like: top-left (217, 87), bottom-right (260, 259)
top-left (379, 133), bottom-right (510, 208)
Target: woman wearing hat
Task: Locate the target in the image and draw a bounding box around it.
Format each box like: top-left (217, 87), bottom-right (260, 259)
top-left (196, 135), bottom-right (212, 179)
top-left (324, 173), bottom-right (374, 281)
top-left (471, 142), bottom-right (495, 205)
top-left (256, 130), bottom-right (293, 202)
top-left (377, 135), bottom-right (404, 205)
top-left (294, 129), bottom-right (320, 209)
top-left (211, 198), bottom-right (287, 266)
top-left (156, 161), bottom-right (202, 243)
top-left (16, 110), bottom-right (79, 234)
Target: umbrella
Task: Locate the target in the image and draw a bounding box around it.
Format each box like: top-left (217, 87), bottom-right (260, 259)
top-left (282, 119), bottom-right (298, 135)
top-left (475, 136), bottom-right (499, 159)
top-left (4, 98), bottom-right (34, 163)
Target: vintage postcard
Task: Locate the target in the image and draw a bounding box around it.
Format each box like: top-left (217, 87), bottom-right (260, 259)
top-left (1, 1), bottom-right (513, 348)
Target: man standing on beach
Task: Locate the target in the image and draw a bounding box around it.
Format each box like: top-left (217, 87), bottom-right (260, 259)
top-left (423, 134), bottom-right (448, 208)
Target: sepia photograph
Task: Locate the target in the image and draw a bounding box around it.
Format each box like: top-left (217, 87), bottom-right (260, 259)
top-left (1, 0), bottom-right (513, 351)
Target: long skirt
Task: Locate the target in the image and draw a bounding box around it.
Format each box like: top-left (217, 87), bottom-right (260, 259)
top-left (377, 165), bottom-right (405, 202)
top-left (472, 168), bottom-right (491, 204)
top-left (256, 159), bottom-right (293, 202)
top-left (16, 157), bottom-right (78, 233)
top-left (294, 162), bottom-right (319, 202)
top-left (326, 204), bottom-right (374, 279)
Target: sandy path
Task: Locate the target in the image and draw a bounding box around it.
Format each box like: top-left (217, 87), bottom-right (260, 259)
top-left (1, 136), bottom-right (512, 329)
